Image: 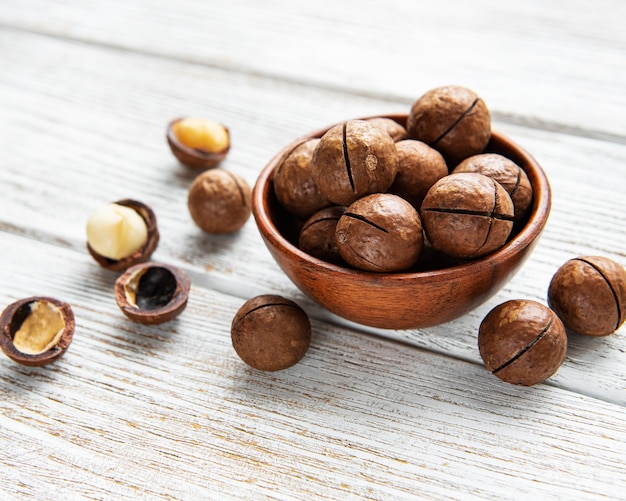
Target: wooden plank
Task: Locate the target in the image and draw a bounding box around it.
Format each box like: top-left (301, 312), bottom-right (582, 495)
top-left (0, 29), bottom-right (624, 404)
top-left (1, 0), bottom-right (625, 137)
top-left (0, 232), bottom-right (625, 500)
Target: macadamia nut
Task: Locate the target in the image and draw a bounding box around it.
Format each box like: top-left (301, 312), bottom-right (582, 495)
top-left (313, 120), bottom-right (398, 206)
top-left (478, 300), bottom-right (567, 386)
top-left (86, 203), bottom-right (148, 261)
top-left (548, 256), bottom-right (626, 336)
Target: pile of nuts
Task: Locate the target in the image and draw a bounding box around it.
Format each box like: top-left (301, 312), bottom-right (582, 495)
top-left (268, 85), bottom-right (626, 384)
top-left (274, 86), bottom-right (532, 273)
top-left (1, 88), bottom-right (624, 388)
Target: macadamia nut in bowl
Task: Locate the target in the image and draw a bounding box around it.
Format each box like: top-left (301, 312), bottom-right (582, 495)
top-left (252, 114), bottom-right (551, 329)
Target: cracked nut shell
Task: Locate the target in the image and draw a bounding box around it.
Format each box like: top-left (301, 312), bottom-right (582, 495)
top-left (298, 206), bottom-right (347, 265)
top-left (188, 168), bottom-right (251, 233)
top-left (453, 153), bottom-right (533, 220)
top-left (312, 120), bottom-right (398, 206)
top-left (273, 138), bottom-right (330, 219)
top-left (231, 295), bottom-right (311, 371)
top-left (365, 117), bottom-right (408, 142)
top-left (167, 117), bottom-right (230, 169)
top-left (407, 85), bottom-right (491, 165)
top-left (335, 193), bottom-right (423, 272)
top-left (115, 262), bottom-right (190, 325)
top-left (0, 297), bottom-right (75, 366)
top-left (389, 139), bottom-right (448, 209)
top-left (548, 256), bottom-right (626, 336)
top-left (87, 199), bottom-right (159, 272)
top-left (478, 299), bottom-right (567, 386)
top-left (421, 173), bottom-right (514, 259)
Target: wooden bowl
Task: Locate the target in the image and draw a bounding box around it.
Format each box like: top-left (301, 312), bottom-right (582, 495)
top-left (252, 115), bottom-right (551, 329)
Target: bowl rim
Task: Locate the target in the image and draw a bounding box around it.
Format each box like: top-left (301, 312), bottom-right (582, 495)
top-left (253, 114), bottom-right (551, 285)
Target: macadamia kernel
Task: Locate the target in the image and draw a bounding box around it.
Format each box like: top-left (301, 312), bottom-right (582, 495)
top-left (86, 203), bottom-right (148, 260)
top-left (12, 300), bottom-right (65, 355)
top-left (172, 117), bottom-right (229, 154)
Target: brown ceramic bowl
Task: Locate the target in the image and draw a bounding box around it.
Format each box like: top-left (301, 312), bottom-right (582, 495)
top-left (252, 115), bottom-right (551, 330)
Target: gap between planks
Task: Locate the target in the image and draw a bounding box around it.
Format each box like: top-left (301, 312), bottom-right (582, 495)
top-left (1, 225), bottom-right (623, 409)
top-left (1, 24), bottom-right (625, 147)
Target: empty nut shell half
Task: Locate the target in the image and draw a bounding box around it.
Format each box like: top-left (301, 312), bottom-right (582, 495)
top-left (167, 117), bottom-right (230, 169)
top-left (0, 297), bottom-right (75, 366)
top-left (114, 262), bottom-right (190, 325)
top-left (87, 199), bottom-right (160, 272)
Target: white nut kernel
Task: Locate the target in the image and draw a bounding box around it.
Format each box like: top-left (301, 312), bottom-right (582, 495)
top-left (86, 204), bottom-right (148, 260)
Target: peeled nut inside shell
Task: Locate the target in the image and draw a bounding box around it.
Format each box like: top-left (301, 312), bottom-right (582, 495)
top-left (0, 297), bottom-right (75, 366)
top-left (167, 117), bottom-right (230, 169)
top-left (86, 199), bottom-right (159, 272)
top-left (173, 117), bottom-right (229, 153)
top-left (87, 203), bottom-right (148, 261)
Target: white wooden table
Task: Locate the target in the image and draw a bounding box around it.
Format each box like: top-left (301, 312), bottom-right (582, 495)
top-left (1, 1), bottom-right (625, 499)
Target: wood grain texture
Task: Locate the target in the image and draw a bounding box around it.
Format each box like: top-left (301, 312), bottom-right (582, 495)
top-left (0, 2), bottom-right (625, 498)
top-left (1, 0), bottom-right (625, 138)
top-left (0, 29), bottom-right (624, 405)
top-left (0, 233), bottom-right (625, 500)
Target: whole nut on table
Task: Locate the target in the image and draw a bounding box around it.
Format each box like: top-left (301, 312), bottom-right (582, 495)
top-left (478, 299), bottom-right (567, 386)
top-left (188, 168), bottom-right (252, 234)
top-left (548, 256), bottom-right (626, 337)
top-left (231, 294), bottom-right (311, 372)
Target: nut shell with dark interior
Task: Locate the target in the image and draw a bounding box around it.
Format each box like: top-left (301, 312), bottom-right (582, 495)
top-left (115, 262), bottom-right (190, 325)
top-left (312, 120), bottom-right (398, 206)
top-left (453, 153), bottom-right (533, 220)
top-left (407, 85), bottom-right (491, 165)
top-left (298, 206), bottom-right (347, 265)
top-left (87, 199), bottom-right (159, 272)
top-left (0, 297), bottom-right (75, 366)
top-left (547, 256), bottom-right (626, 336)
top-left (389, 139), bottom-right (448, 209)
top-left (167, 117), bottom-right (230, 169)
top-left (188, 168), bottom-right (251, 233)
top-left (273, 138), bottom-right (330, 219)
top-left (478, 299), bottom-right (567, 386)
top-left (421, 173), bottom-right (514, 259)
top-left (335, 193), bottom-right (423, 272)
top-left (231, 295), bottom-right (311, 371)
